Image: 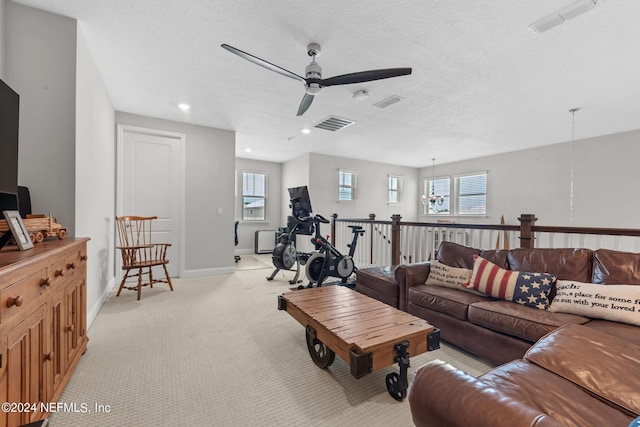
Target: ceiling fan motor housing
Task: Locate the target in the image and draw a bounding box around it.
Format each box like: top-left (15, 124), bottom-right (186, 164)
top-left (305, 59), bottom-right (322, 94)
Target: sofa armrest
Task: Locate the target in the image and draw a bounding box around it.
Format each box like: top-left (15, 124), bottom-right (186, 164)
top-left (394, 262), bottom-right (430, 311)
top-left (409, 360), bottom-right (563, 427)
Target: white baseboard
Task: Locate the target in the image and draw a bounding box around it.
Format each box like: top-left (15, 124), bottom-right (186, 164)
top-left (181, 266), bottom-right (235, 278)
top-left (87, 277), bottom-right (115, 329)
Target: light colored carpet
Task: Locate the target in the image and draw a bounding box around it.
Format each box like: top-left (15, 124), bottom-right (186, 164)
top-left (49, 258), bottom-right (494, 426)
top-left (234, 254), bottom-right (274, 271)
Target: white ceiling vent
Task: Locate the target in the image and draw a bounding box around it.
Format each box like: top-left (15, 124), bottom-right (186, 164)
top-left (529, 0), bottom-right (608, 34)
top-left (374, 95), bottom-right (403, 109)
top-left (314, 116), bottom-right (356, 132)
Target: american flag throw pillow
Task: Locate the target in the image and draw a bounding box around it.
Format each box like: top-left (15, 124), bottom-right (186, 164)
top-left (466, 255), bottom-right (557, 310)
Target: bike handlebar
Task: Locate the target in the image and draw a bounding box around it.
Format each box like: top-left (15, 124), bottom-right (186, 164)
top-left (314, 214), bottom-right (330, 224)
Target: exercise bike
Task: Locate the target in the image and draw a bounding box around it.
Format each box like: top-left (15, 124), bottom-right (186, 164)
top-left (301, 214), bottom-right (364, 288)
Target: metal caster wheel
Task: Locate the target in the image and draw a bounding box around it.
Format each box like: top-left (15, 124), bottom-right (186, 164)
top-left (305, 326), bottom-right (335, 368)
top-left (385, 372), bottom-right (406, 401)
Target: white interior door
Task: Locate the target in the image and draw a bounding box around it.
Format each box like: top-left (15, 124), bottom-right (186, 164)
top-left (117, 125), bottom-right (184, 278)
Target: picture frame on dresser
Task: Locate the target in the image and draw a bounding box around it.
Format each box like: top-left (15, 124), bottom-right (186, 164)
top-left (2, 209), bottom-right (34, 250)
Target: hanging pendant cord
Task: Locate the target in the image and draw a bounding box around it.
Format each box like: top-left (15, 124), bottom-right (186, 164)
top-left (569, 108), bottom-right (579, 226)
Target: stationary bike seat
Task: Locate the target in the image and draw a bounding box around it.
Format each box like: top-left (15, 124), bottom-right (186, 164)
top-left (348, 225), bottom-right (363, 230)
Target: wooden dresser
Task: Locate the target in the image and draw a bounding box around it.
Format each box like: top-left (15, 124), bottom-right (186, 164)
top-left (0, 238), bottom-right (89, 427)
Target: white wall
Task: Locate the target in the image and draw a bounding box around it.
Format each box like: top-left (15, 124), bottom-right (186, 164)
top-left (75, 29), bottom-right (115, 325)
top-left (115, 112), bottom-right (236, 275)
top-left (234, 158), bottom-right (282, 253)
top-left (307, 153), bottom-right (419, 222)
top-left (281, 152), bottom-right (418, 224)
top-left (418, 129), bottom-right (640, 229)
top-left (281, 152), bottom-right (310, 223)
top-left (0, 0), bottom-right (5, 77)
top-left (5, 1), bottom-right (77, 235)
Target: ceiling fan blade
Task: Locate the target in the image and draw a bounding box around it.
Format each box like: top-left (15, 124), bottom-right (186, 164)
top-left (319, 68), bottom-right (412, 87)
top-left (297, 93), bottom-right (314, 116)
top-left (221, 44), bottom-right (306, 84)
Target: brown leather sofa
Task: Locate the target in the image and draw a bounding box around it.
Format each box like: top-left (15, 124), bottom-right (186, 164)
top-left (409, 324), bottom-right (640, 427)
top-left (394, 241), bottom-right (640, 364)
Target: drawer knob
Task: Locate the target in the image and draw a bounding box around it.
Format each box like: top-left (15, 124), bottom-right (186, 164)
top-left (45, 352), bottom-right (55, 361)
top-left (66, 262), bottom-right (76, 270)
top-left (7, 295), bottom-right (24, 308)
top-left (67, 324), bottom-right (75, 332)
top-left (55, 269), bottom-right (65, 277)
top-left (80, 255), bottom-right (88, 261)
top-left (40, 277), bottom-right (52, 287)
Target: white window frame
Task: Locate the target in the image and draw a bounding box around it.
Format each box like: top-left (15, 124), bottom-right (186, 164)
top-left (423, 176), bottom-right (451, 216)
top-left (388, 175), bottom-right (403, 204)
top-left (338, 169), bottom-right (358, 202)
top-left (241, 170), bottom-right (268, 221)
top-left (454, 171), bottom-right (487, 216)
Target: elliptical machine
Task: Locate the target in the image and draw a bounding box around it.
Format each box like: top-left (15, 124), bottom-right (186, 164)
top-left (302, 214), bottom-right (364, 288)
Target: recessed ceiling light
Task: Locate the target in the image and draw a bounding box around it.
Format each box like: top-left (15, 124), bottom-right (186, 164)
top-left (178, 103), bottom-right (190, 111)
top-left (245, 148), bottom-right (252, 153)
top-left (301, 128), bottom-right (311, 134)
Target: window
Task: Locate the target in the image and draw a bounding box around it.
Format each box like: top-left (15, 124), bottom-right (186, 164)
top-left (338, 170), bottom-right (357, 201)
top-left (455, 172), bottom-right (487, 215)
top-left (424, 177), bottom-right (451, 215)
top-left (242, 171), bottom-right (267, 220)
top-left (388, 175), bottom-right (403, 204)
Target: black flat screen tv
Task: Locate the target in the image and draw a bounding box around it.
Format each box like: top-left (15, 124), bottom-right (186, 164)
top-left (0, 78), bottom-right (20, 211)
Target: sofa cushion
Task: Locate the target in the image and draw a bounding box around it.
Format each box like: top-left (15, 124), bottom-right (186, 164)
top-left (525, 324), bottom-right (640, 416)
top-left (408, 284), bottom-right (489, 321)
top-left (549, 280), bottom-right (640, 326)
top-left (436, 241), bottom-right (509, 269)
top-left (467, 256), bottom-right (556, 310)
top-left (478, 359), bottom-right (635, 427)
top-left (507, 248), bottom-right (593, 282)
top-left (593, 248), bottom-right (640, 284)
top-left (468, 300), bottom-right (590, 342)
top-left (584, 319), bottom-right (640, 346)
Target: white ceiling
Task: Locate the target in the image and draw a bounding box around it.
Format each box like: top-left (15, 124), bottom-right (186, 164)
top-left (14, 0), bottom-right (640, 168)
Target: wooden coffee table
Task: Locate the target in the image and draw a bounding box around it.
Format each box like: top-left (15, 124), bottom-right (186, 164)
top-left (278, 285), bottom-right (439, 400)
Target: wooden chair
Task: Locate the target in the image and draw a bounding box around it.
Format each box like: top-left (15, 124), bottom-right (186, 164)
top-left (115, 215), bottom-right (174, 300)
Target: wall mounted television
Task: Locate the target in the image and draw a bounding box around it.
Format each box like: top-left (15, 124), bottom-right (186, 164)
top-left (0, 78), bottom-right (20, 213)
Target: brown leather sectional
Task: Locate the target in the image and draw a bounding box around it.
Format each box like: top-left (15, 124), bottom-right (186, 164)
top-left (355, 241), bottom-right (640, 425)
top-left (394, 241), bottom-right (640, 364)
top-left (409, 324), bottom-right (640, 426)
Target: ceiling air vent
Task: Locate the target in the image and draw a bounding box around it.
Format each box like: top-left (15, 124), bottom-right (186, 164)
top-left (314, 116), bottom-right (355, 132)
top-left (374, 95), bottom-right (403, 109)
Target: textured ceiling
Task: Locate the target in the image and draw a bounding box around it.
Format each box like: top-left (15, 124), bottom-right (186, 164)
top-left (13, 0), bottom-right (640, 167)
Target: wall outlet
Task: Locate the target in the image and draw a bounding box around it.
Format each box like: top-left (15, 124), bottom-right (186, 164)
top-left (217, 207), bottom-right (223, 215)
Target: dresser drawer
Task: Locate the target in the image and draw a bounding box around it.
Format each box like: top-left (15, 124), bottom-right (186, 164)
top-left (0, 268), bottom-right (48, 324)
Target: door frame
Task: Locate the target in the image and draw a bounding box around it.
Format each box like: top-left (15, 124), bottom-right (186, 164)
top-left (116, 124), bottom-right (186, 278)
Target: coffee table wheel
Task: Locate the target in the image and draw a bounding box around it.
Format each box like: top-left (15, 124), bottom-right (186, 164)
top-left (385, 372), bottom-right (407, 401)
top-left (305, 327), bottom-right (335, 368)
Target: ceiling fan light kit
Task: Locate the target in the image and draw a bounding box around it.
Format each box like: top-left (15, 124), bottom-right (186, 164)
top-left (221, 42), bottom-right (412, 116)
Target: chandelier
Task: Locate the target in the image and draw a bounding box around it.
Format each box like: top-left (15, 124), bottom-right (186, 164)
top-left (429, 158), bottom-right (444, 206)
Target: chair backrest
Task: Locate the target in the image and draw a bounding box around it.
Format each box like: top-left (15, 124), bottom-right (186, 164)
top-left (116, 215), bottom-right (158, 248)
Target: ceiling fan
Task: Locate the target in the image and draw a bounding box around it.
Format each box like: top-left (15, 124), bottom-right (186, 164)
top-left (221, 42), bottom-right (412, 116)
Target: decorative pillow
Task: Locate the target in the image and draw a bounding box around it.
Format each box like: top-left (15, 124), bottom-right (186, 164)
top-left (466, 256), bottom-right (556, 310)
top-left (426, 260), bottom-right (473, 291)
top-left (550, 280), bottom-right (640, 326)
